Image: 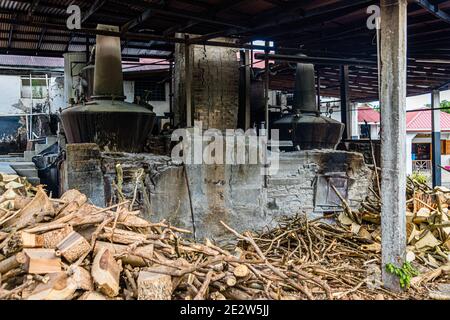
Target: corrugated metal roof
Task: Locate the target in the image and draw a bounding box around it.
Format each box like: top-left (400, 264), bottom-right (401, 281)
top-left (407, 110), bottom-right (450, 132)
top-left (358, 106), bottom-right (380, 124)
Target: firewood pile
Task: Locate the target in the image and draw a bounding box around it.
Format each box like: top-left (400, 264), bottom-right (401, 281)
top-left (348, 177), bottom-right (450, 268)
top-left (0, 172), bottom-right (445, 300)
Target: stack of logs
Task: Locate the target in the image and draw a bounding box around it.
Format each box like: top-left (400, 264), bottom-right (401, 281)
top-left (0, 174), bottom-right (342, 300)
top-left (0, 172), bottom-right (445, 300)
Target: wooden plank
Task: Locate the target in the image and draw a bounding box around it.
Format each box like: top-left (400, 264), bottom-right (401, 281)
top-left (23, 249), bottom-right (61, 274)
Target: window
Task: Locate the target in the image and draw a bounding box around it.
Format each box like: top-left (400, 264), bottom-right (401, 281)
top-left (134, 80), bottom-right (166, 102)
top-left (441, 140), bottom-right (450, 155)
top-left (21, 77), bottom-right (48, 99)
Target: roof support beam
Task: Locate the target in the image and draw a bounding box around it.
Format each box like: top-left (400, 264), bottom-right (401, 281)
top-left (413, 0), bottom-right (450, 24)
top-left (82, 0), bottom-right (107, 23)
top-left (431, 89), bottom-right (442, 187)
top-left (36, 27), bottom-right (47, 53)
top-left (379, 0), bottom-right (407, 292)
top-left (28, 0), bottom-right (40, 17)
top-left (121, 8), bottom-right (153, 33)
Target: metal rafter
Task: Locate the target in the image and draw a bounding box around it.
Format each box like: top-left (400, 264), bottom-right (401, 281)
top-left (413, 0), bottom-right (450, 24)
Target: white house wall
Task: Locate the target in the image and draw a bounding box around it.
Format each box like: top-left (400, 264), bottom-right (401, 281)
top-left (0, 75), bottom-right (22, 115)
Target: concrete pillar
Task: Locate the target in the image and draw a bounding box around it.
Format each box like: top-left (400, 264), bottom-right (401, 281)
top-left (380, 0), bottom-right (408, 292)
top-left (406, 133), bottom-right (417, 175)
top-left (432, 90), bottom-right (442, 187)
top-left (340, 65), bottom-right (350, 140)
top-left (349, 102), bottom-right (360, 140)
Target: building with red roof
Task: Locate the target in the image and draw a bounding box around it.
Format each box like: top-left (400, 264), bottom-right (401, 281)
top-left (357, 106), bottom-right (450, 174)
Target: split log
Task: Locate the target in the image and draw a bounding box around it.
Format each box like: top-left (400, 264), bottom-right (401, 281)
top-left (60, 189), bottom-right (88, 206)
top-left (4, 187), bottom-right (55, 230)
top-left (137, 271), bottom-right (172, 300)
top-left (94, 241), bottom-right (153, 267)
top-left (27, 272), bottom-right (77, 300)
top-left (67, 265), bottom-right (94, 291)
top-left (42, 225), bottom-right (73, 249)
top-left (99, 227), bottom-right (147, 245)
top-left (0, 252), bottom-right (27, 274)
top-left (78, 291), bottom-right (108, 300)
top-left (23, 249), bottom-right (61, 274)
top-left (56, 231), bottom-right (90, 263)
top-left (3, 232), bottom-right (44, 255)
top-left (91, 248), bottom-right (121, 297)
top-left (13, 196), bottom-right (32, 210)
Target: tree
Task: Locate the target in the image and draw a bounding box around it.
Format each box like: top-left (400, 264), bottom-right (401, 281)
top-left (425, 100), bottom-right (450, 114)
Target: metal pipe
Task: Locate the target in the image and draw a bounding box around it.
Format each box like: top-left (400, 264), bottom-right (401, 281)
top-left (254, 53), bottom-right (377, 67)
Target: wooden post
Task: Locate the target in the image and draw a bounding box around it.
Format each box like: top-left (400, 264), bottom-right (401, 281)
top-left (244, 49), bottom-right (251, 130)
top-left (264, 41), bottom-right (270, 134)
top-left (185, 34), bottom-right (192, 128)
top-left (340, 65), bottom-right (349, 140)
top-left (432, 89), bottom-right (442, 187)
top-left (380, 0), bottom-right (408, 292)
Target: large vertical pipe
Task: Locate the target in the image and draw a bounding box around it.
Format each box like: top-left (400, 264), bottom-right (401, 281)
top-left (380, 0), bottom-right (408, 292)
top-left (432, 89), bottom-right (442, 187)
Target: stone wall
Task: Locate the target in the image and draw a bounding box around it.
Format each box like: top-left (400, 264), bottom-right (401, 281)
top-left (83, 150), bottom-right (374, 242)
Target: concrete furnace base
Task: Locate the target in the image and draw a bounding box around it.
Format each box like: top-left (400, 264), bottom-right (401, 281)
top-left (62, 144), bottom-right (373, 242)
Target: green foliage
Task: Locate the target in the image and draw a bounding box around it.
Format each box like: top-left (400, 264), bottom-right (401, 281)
top-left (425, 100), bottom-right (450, 114)
top-left (385, 262), bottom-right (419, 289)
top-left (410, 171), bottom-right (428, 185)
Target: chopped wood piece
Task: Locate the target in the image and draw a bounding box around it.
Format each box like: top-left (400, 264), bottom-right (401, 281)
top-left (13, 196), bottom-right (32, 210)
top-left (4, 187), bottom-right (55, 230)
top-left (94, 241), bottom-right (153, 267)
top-left (224, 275), bottom-right (237, 287)
top-left (56, 231), bottom-right (90, 263)
top-left (60, 189), bottom-right (88, 206)
top-left (68, 265), bottom-right (94, 291)
top-left (91, 248), bottom-right (121, 297)
top-left (137, 271), bottom-right (172, 300)
top-left (233, 264), bottom-right (249, 278)
top-left (210, 291), bottom-right (226, 300)
top-left (27, 272), bottom-right (77, 300)
top-left (0, 252), bottom-right (26, 274)
top-left (99, 227), bottom-right (147, 245)
top-left (42, 225), bottom-right (73, 249)
top-left (78, 291), bottom-right (108, 300)
top-left (23, 249), bottom-right (61, 274)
